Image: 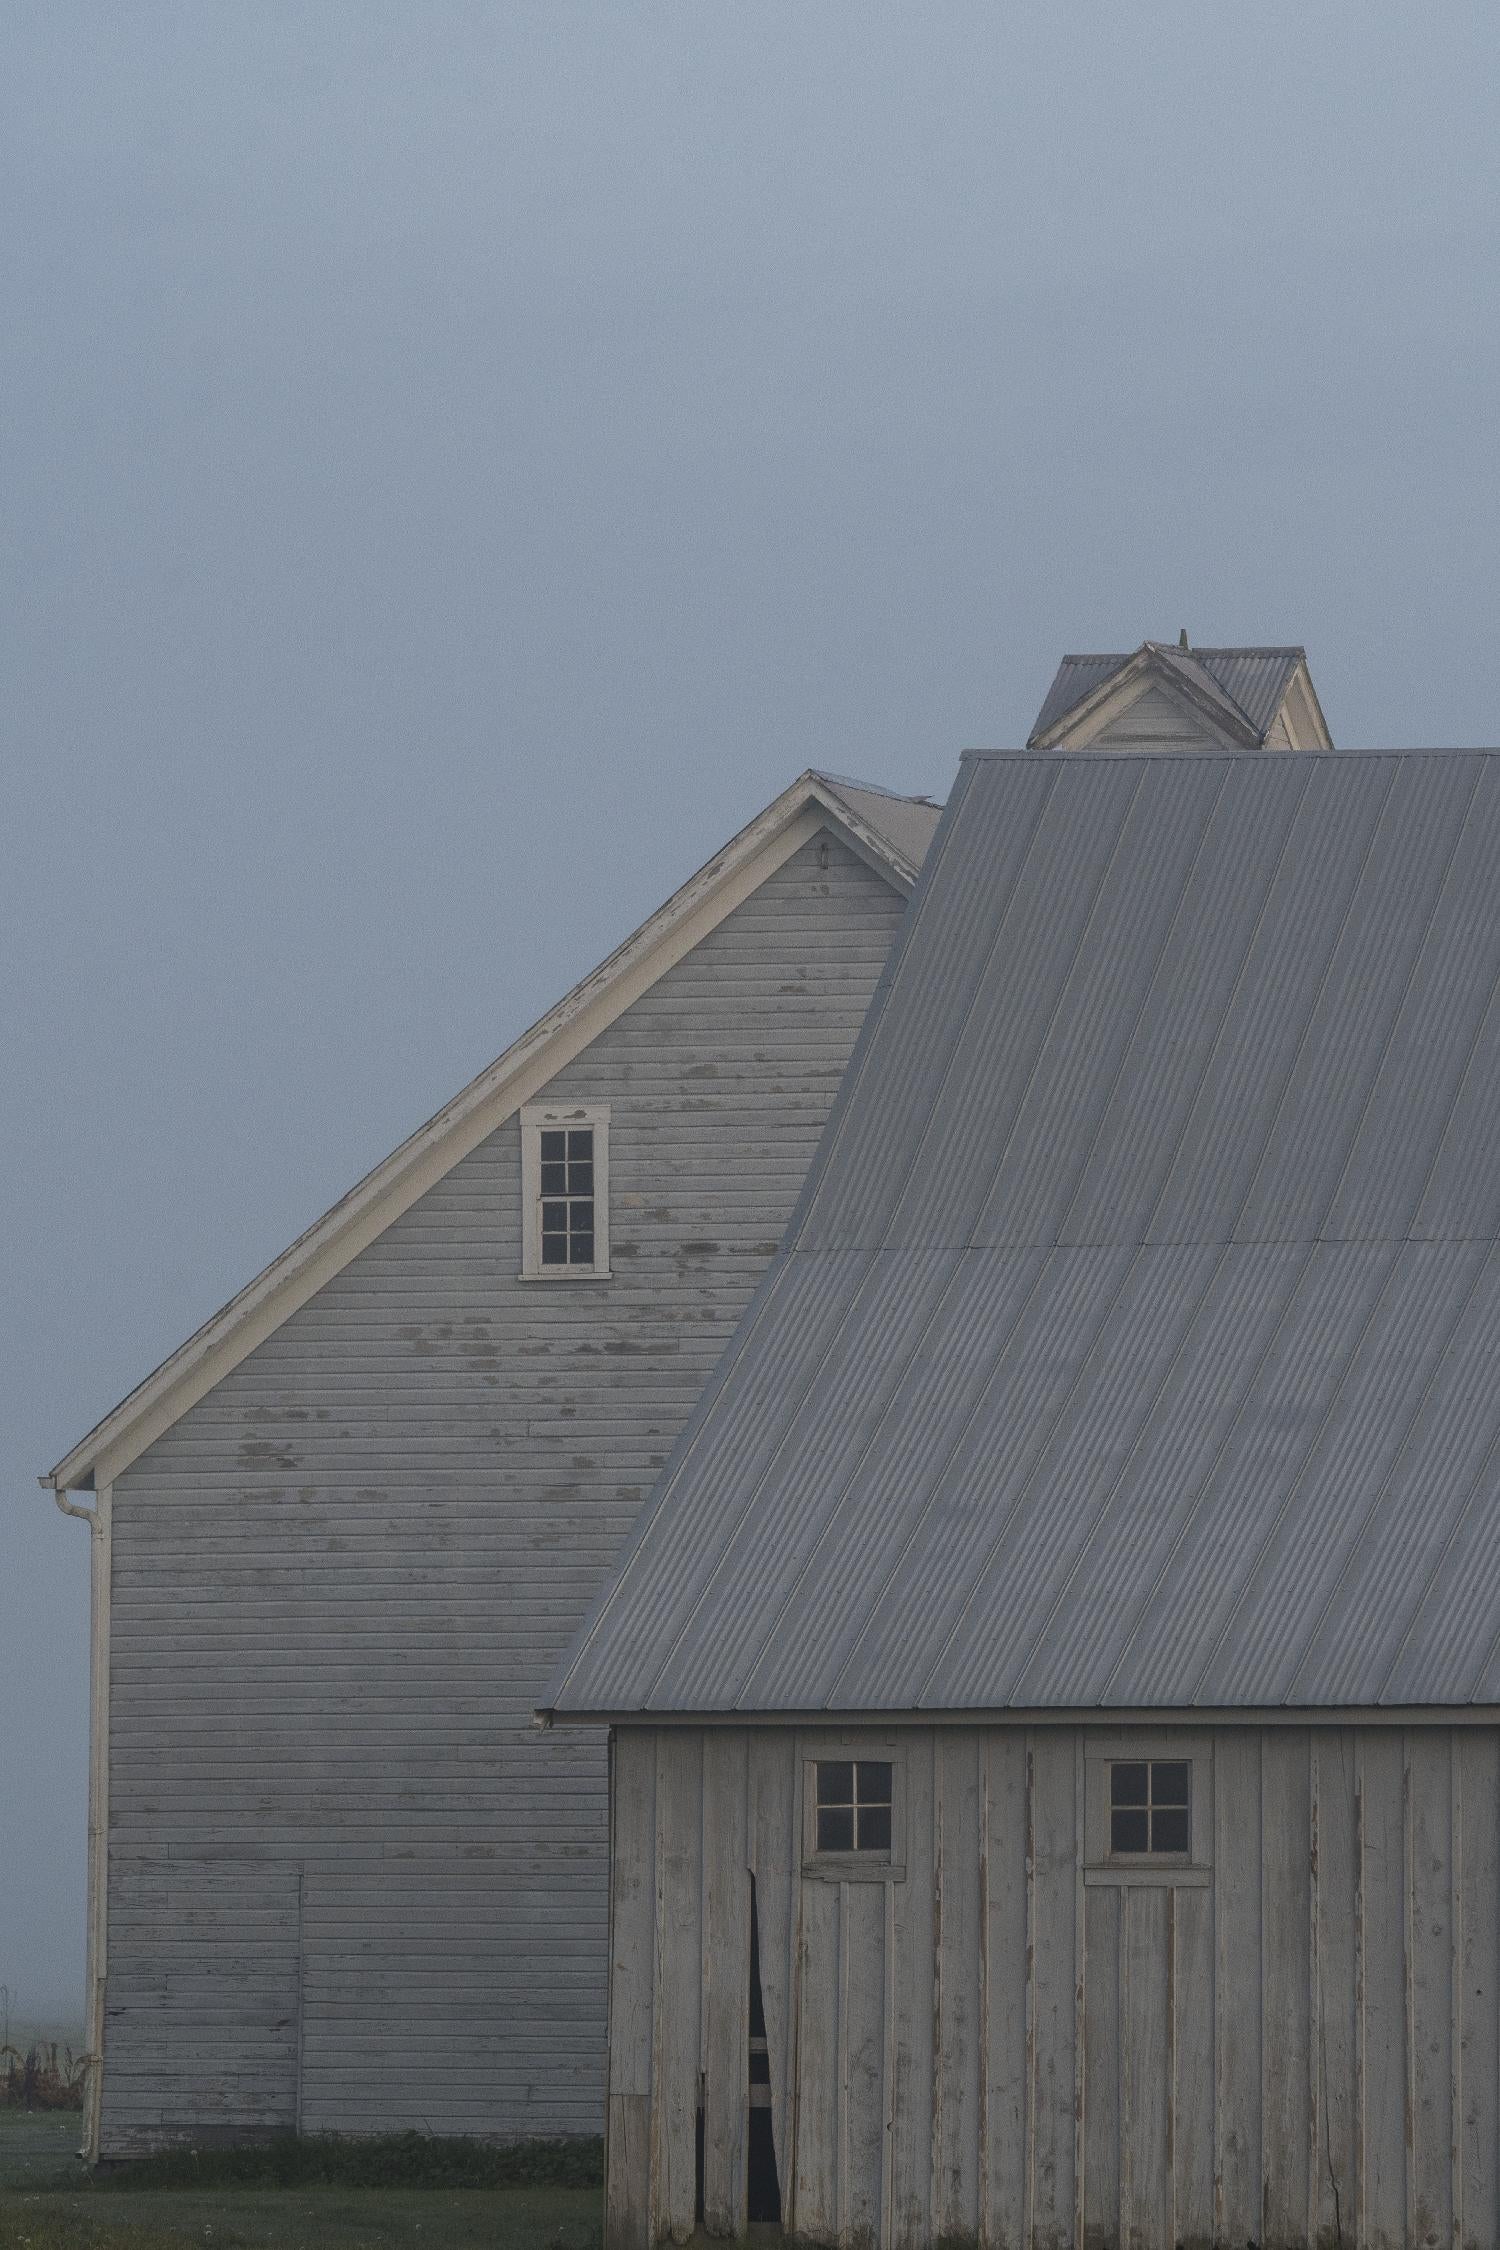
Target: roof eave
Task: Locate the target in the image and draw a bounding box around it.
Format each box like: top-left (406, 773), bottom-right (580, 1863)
top-left (45, 772), bottom-right (924, 1496)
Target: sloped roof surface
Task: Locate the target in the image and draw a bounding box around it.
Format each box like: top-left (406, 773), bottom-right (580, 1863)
top-left (1030, 645), bottom-right (1306, 745)
top-left (550, 746), bottom-right (1500, 1716)
top-left (813, 774), bottom-right (943, 871)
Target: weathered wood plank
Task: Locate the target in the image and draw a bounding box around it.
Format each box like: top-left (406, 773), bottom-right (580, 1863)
top-left (1029, 1730), bottom-right (1078, 2250)
top-left (701, 1730), bottom-right (749, 2237)
top-left (1261, 1729), bottom-right (1312, 2248)
top-left (605, 1734), bottom-right (656, 2250)
top-left (1213, 1729), bottom-right (1261, 2243)
top-left (1173, 1879), bottom-right (1214, 2249)
top-left (889, 1731), bottom-right (935, 2250)
top-left (1359, 1729), bottom-right (1407, 2250)
top-left (982, 1730), bottom-right (1028, 2250)
top-left (1312, 1730), bottom-right (1358, 2249)
top-left (1457, 1730), bottom-right (1500, 2250)
top-left (652, 1733), bottom-right (703, 2245)
top-left (792, 1871), bottom-right (841, 2241)
top-left (842, 1879), bottom-right (888, 2249)
top-left (1081, 1883), bottom-right (1120, 2250)
top-left (934, 1732), bottom-right (983, 2240)
top-left (1408, 1732), bottom-right (1453, 2250)
top-left (748, 1731), bottom-right (798, 2209)
top-left (1121, 1884), bottom-right (1170, 2250)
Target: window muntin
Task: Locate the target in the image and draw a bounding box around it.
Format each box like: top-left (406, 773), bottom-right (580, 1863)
top-left (814, 1760), bottom-right (892, 1855)
top-left (1110, 1758), bottom-right (1190, 1856)
top-left (539, 1126), bottom-right (595, 1268)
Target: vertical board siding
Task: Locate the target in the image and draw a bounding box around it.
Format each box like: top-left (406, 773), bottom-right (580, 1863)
top-left (100, 835), bottom-right (908, 2152)
top-left (609, 1723), bottom-right (1500, 2250)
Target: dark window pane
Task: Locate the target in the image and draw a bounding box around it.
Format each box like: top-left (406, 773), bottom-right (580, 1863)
top-left (1152, 1807), bottom-right (1190, 1854)
top-left (541, 1235), bottom-right (568, 1266)
top-left (569, 1233), bottom-right (594, 1266)
top-left (540, 1161), bottom-right (567, 1196)
top-left (1111, 1762), bottom-right (1149, 1807)
top-left (540, 1131), bottom-right (566, 1163)
top-left (569, 1197), bottom-right (594, 1228)
top-left (857, 1804), bottom-right (892, 1853)
top-left (817, 1761), bottom-right (853, 1807)
top-left (1152, 1761), bottom-right (1190, 1807)
top-left (856, 1761), bottom-right (893, 1806)
top-left (542, 1200), bottom-right (568, 1231)
top-left (567, 1129), bottom-right (593, 1161)
top-left (817, 1807), bottom-right (853, 1853)
top-left (568, 1160), bottom-right (594, 1194)
top-left (1111, 1808), bottom-right (1150, 1854)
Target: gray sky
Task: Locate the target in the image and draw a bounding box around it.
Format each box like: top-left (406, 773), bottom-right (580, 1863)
top-left (5, 1), bottom-right (1499, 2022)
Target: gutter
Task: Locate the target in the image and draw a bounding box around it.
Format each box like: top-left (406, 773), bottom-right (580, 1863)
top-left (43, 1474), bottom-right (111, 2164)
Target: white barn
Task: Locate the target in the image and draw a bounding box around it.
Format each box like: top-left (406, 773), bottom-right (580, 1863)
top-left (43, 768), bottom-right (941, 2158)
top-left (547, 728), bottom-right (1500, 2250)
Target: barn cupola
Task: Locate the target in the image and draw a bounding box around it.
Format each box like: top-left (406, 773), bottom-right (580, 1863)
top-left (1028, 637), bottom-right (1333, 751)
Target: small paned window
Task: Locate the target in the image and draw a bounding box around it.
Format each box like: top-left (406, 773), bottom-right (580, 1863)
top-left (815, 1760), bottom-right (893, 1855)
top-left (539, 1126), bottom-right (595, 1267)
top-left (520, 1105), bottom-right (610, 1279)
top-left (1110, 1759), bottom-right (1190, 1856)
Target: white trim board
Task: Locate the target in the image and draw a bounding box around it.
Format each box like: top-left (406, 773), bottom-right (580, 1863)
top-left (45, 772), bottom-right (930, 1496)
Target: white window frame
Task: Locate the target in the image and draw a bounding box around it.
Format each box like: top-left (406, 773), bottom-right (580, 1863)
top-left (1083, 1730), bottom-right (1212, 1887)
top-left (520, 1102), bottom-right (611, 1280)
top-left (801, 1741), bottom-right (907, 1884)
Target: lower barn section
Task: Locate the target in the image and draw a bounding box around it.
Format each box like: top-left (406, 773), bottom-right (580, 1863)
top-left (606, 1723), bottom-right (1500, 2250)
top-left (98, 1827), bottom-right (608, 2154)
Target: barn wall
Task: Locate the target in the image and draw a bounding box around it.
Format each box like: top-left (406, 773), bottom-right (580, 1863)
top-left (608, 1723), bottom-right (1500, 2250)
top-left (98, 830), bottom-right (908, 2155)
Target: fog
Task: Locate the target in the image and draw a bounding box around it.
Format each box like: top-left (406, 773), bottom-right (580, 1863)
top-left (5, 0), bottom-right (1498, 2019)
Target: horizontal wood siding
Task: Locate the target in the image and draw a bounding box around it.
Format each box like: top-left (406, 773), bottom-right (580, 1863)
top-left (610, 1722), bottom-right (1500, 2250)
top-left (101, 833), bottom-right (907, 2153)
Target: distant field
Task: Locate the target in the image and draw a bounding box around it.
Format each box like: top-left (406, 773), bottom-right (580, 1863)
top-left (0, 2112), bottom-right (603, 2249)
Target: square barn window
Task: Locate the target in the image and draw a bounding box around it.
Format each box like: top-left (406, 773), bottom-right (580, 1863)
top-left (1109, 1759), bottom-right (1190, 1856)
top-left (1084, 1736), bottom-right (1210, 1885)
top-left (520, 1105), bottom-right (610, 1279)
top-left (803, 1751), bottom-right (905, 1881)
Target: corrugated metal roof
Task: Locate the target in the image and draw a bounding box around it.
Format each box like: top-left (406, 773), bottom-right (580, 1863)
top-left (1029, 645), bottom-right (1309, 747)
top-left (548, 747), bottom-right (1500, 1717)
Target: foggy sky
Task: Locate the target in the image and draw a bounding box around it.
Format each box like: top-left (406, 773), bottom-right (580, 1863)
top-left (5, 1), bottom-right (1499, 2020)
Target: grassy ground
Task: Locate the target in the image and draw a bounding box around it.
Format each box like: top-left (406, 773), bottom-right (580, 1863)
top-left (0, 2113), bottom-right (604, 2249)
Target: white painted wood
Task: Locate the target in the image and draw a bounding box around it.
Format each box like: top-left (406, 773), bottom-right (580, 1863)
top-left (95, 832), bottom-right (909, 2152)
top-left (53, 776), bottom-right (924, 1493)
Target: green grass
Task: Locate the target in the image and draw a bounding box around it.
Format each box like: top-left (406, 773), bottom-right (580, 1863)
top-left (0, 2113), bottom-right (604, 2250)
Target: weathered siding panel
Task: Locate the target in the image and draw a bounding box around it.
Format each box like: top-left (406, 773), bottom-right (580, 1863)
top-left (101, 833), bottom-right (908, 2152)
top-left (610, 1722), bottom-right (1500, 2250)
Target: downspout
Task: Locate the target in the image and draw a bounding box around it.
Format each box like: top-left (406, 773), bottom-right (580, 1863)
top-left (46, 1476), bottom-right (111, 2164)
